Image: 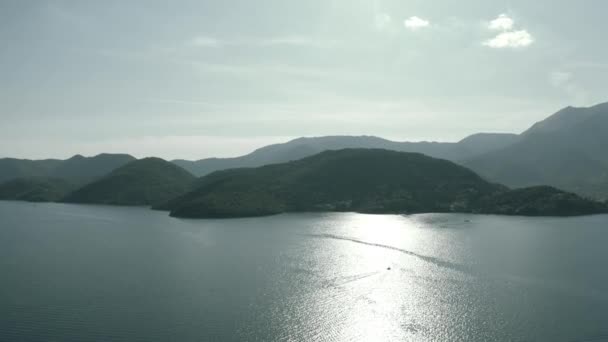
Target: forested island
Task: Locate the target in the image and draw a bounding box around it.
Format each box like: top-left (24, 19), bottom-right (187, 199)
top-left (160, 149), bottom-right (608, 218)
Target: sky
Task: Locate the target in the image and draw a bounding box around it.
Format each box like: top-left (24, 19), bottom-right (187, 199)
top-left (1, 0), bottom-right (608, 160)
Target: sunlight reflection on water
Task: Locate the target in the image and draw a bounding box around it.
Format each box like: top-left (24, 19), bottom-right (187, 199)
top-left (2, 203), bottom-right (608, 341)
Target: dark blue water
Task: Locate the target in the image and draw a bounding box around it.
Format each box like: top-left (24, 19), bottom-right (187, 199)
top-left (1, 201), bottom-right (608, 341)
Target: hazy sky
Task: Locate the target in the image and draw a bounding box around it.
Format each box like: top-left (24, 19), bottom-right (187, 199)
top-left (2, 0), bottom-right (607, 160)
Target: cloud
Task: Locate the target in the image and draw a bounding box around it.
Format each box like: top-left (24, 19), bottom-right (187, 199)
top-left (404, 16), bottom-right (430, 31)
top-left (483, 30), bottom-right (534, 48)
top-left (488, 14), bottom-right (514, 31)
top-left (483, 14), bottom-right (534, 49)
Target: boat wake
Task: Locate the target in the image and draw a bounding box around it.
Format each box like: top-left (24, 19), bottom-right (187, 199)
top-left (306, 233), bottom-right (474, 275)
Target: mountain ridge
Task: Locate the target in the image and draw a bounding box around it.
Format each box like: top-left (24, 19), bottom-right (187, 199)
top-left (465, 101), bottom-right (608, 199)
top-left (172, 133), bottom-right (519, 177)
top-left (0, 153), bottom-right (136, 185)
top-left (3, 102), bottom-right (608, 200)
top-left (161, 149), bottom-right (607, 218)
top-left (62, 157), bottom-right (196, 206)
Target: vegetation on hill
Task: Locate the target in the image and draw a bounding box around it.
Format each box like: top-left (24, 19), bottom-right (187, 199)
top-left (0, 154), bottom-right (135, 185)
top-left (476, 186), bottom-right (607, 216)
top-left (162, 149), bottom-right (607, 218)
top-left (0, 178), bottom-right (75, 202)
top-left (63, 158), bottom-right (195, 206)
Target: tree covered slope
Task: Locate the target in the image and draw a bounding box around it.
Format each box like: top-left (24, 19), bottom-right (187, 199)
top-left (161, 149), bottom-right (606, 218)
top-left (63, 158), bottom-right (195, 206)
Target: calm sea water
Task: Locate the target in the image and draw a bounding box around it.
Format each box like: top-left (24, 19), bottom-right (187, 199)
top-left (1, 201), bottom-right (608, 342)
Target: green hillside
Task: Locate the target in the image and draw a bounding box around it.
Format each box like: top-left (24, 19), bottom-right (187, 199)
top-left (476, 186), bottom-right (608, 217)
top-left (63, 158), bottom-right (195, 206)
top-left (0, 178), bottom-right (75, 202)
top-left (161, 149), bottom-right (607, 218)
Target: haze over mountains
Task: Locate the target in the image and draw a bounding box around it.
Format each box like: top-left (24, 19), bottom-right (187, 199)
top-left (0, 154), bottom-right (135, 185)
top-left (172, 133), bottom-right (519, 177)
top-left (466, 102), bottom-right (608, 199)
top-left (1, 102), bottom-right (607, 208)
top-left (171, 102), bottom-right (608, 200)
top-left (0, 154), bottom-right (137, 202)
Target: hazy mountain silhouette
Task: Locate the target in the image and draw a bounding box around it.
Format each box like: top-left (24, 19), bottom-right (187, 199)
top-left (0, 154), bottom-right (135, 185)
top-left (3, 102), bottom-right (607, 201)
top-left (63, 158), bottom-right (195, 206)
top-left (465, 102), bottom-right (608, 199)
top-left (173, 133), bottom-right (518, 177)
top-left (160, 149), bottom-right (606, 218)
top-left (173, 102), bottom-right (608, 200)
top-left (49, 153), bottom-right (136, 184)
top-left (0, 158), bottom-right (62, 183)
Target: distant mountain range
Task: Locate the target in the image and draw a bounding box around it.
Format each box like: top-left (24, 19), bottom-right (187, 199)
top-left (161, 149), bottom-right (606, 218)
top-left (172, 102), bottom-right (608, 200)
top-left (0, 154), bottom-right (135, 185)
top-left (172, 133), bottom-right (519, 177)
top-left (465, 102), bottom-right (608, 199)
top-left (1, 102), bottom-right (607, 212)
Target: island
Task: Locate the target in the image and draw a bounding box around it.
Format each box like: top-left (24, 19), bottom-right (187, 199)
top-left (157, 149), bottom-right (608, 218)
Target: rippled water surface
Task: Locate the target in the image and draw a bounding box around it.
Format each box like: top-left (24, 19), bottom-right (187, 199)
top-left (1, 201), bottom-right (608, 341)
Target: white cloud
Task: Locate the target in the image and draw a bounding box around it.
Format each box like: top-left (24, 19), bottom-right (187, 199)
top-left (404, 16), bottom-right (430, 31)
top-left (375, 13), bottom-right (392, 31)
top-left (483, 14), bottom-right (534, 49)
top-left (483, 30), bottom-right (534, 48)
top-left (488, 14), bottom-right (514, 31)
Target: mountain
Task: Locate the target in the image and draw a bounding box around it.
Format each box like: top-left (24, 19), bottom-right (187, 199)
top-left (160, 149), bottom-right (606, 218)
top-left (173, 133), bottom-right (518, 177)
top-left (49, 153), bottom-right (136, 184)
top-left (0, 178), bottom-right (75, 202)
top-left (0, 154), bottom-right (136, 185)
top-left (63, 158), bottom-right (196, 206)
top-left (465, 102), bottom-right (608, 199)
top-left (447, 133), bottom-right (520, 161)
top-left (521, 103), bottom-right (608, 137)
top-left (476, 186), bottom-right (608, 217)
top-left (0, 158), bottom-right (63, 183)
